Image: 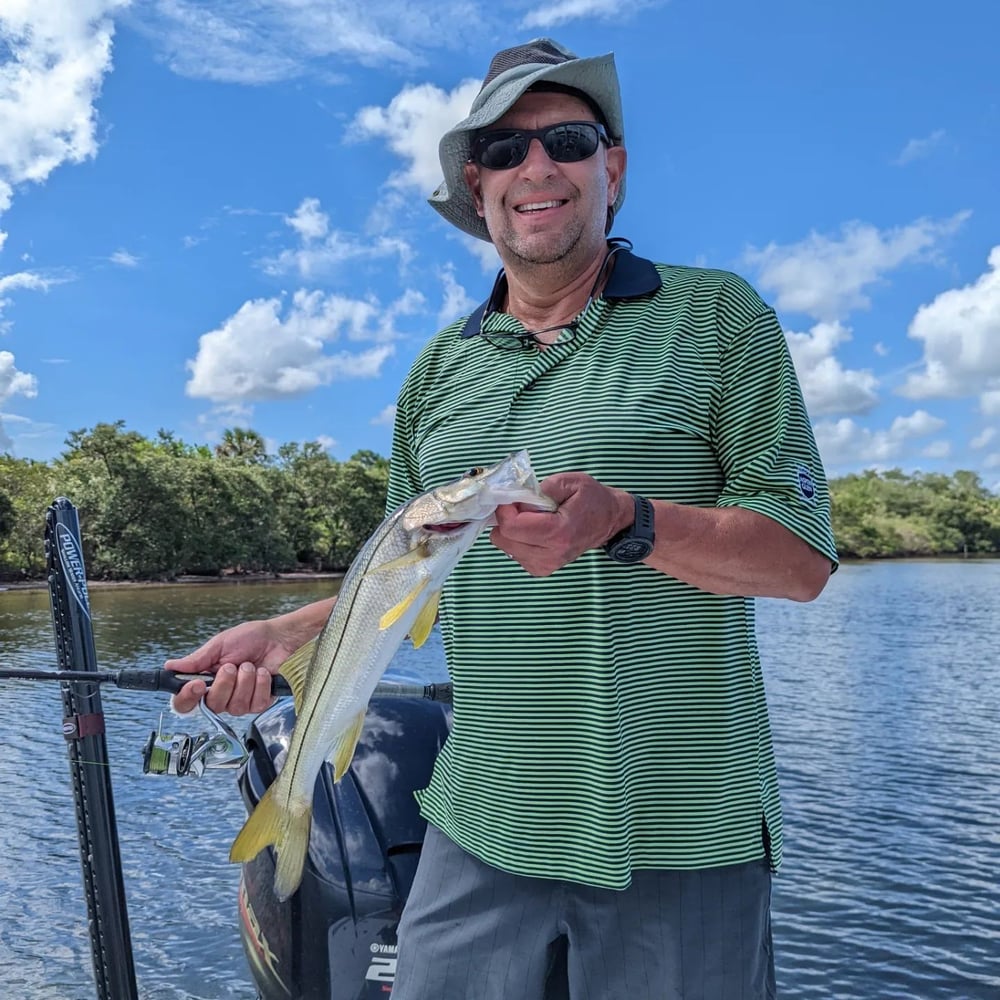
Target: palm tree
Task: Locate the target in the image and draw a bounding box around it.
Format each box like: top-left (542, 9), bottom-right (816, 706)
top-left (214, 427), bottom-right (269, 465)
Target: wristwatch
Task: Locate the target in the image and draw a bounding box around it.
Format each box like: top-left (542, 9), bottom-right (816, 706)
top-left (603, 493), bottom-right (656, 563)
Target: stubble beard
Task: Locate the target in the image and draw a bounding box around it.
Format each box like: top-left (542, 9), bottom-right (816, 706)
top-left (491, 206), bottom-right (602, 277)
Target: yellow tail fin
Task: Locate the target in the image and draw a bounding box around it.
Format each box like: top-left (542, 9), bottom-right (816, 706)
top-left (230, 783), bottom-right (312, 902)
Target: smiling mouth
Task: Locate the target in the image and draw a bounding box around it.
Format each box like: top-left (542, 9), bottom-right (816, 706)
top-left (515, 199), bottom-right (566, 214)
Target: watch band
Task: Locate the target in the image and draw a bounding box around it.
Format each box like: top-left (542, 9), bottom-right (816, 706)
top-left (603, 493), bottom-right (655, 563)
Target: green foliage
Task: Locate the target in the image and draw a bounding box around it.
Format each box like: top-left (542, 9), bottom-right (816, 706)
top-left (3, 424), bottom-right (997, 579)
top-left (830, 468), bottom-right (1000, 558)
top-left (0, 456), bottom-right (58, 577)
top-left (0, 423), bottom-right (390, 580)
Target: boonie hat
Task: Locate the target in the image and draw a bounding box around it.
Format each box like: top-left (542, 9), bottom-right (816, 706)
top-left (428, 38), bottom-right (625, 243)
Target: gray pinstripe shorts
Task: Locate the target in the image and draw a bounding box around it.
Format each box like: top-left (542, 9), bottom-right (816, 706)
top-left (390, 825), bottom-right (776, 1000)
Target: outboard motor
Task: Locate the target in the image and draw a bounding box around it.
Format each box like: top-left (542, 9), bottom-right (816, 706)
top-left (236, 689), bottom-right (452, 1000)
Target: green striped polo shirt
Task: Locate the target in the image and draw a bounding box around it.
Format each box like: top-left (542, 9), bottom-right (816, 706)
top-left (386, 246), bottom-right (838, 889)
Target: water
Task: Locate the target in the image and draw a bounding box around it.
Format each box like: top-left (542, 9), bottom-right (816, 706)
top-left (1, 564), bottom-right (998, 999)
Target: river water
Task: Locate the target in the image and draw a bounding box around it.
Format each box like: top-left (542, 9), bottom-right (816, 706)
top-left (0, 562), bottom-right (997, 999)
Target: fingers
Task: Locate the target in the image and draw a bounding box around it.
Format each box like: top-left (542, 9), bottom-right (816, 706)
top-left (491, 474), bottom-right (632, 576)
top-left (171, 678), bottom-right (207, 714)
top-left (206, 662), bottom-right (275, 716)
top-left (170, 662), bottom-right (275, 717)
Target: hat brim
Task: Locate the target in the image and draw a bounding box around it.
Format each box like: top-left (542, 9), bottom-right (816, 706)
top-left (428, 52), bottom-right (625, 243)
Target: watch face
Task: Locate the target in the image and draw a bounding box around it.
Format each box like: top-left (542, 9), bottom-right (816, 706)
top-left (609, 538), bottom-right (653, 563)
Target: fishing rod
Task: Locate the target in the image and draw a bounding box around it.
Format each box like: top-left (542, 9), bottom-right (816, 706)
top-left (0, 666), bottom-right (452, 703)
top-left (2, 664), bottom-right (453, 779)
top-left (0, 666), bottom-right (293, 695)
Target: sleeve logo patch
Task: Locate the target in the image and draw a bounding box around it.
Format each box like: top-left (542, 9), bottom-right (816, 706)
top-left (797, 465), bottom-right (817, 502)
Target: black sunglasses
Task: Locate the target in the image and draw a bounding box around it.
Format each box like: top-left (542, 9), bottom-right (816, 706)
top-left (469, 121), bottom-right (611, 171)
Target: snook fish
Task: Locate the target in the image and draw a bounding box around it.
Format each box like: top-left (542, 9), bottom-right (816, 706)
top-left (230, 449), bottom-right (556, 900)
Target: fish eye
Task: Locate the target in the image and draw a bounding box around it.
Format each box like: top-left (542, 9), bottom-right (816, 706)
top-left (464, 466), bottom-right (484, 477)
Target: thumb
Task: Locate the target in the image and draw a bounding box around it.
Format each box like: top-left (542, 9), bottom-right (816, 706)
top-left (164, 635), bottom-right (222, 675)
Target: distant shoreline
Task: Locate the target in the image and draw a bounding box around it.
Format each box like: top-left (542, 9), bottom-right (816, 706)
top-left (0, 571), bottom-right (347, 593)
top-left (2, 554), bottom-right (996, 595)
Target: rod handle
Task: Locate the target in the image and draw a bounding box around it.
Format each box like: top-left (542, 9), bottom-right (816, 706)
top-left (118, 669), bottom-right (292, 696)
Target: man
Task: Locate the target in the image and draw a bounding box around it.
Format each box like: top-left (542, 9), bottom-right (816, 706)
top-left (171, 39), bottom-right (837, 999)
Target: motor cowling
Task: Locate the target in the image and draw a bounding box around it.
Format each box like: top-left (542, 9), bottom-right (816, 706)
top-left (236, 692), bottom-right (452, 1000)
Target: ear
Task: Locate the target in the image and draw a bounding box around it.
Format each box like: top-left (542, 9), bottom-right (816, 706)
top-left (463, 163), bottom-right (485, 218)
top-left (606, 145), bottom-right (627, 207)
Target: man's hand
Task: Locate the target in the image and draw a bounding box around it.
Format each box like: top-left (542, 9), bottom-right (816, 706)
top-left (491, 472), bottom-right (632, 576)
top-left (165, 618), bottom-right (298, 715)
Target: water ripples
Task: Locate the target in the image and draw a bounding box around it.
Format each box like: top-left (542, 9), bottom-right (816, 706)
top-left (1, 567), bottom-right (998, 998)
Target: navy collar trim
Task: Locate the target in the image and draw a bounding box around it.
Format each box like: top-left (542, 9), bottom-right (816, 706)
top-left (459, 243), bottom-right (662, 339)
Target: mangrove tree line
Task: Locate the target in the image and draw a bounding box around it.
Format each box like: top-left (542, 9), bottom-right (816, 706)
top-left (1, 422), bottom-right (998, 580)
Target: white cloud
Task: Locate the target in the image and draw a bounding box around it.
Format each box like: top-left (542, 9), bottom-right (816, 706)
top-left (461, 234), bottom-right (501, 273)
top-left (0, 349), bottom-right (39, 452)
top-left (521, 0), bottom-right (654, 29)
top-left (970, 427), bottom-right (995, 450)
top-left (371, 404), bottom-right (396, 426)
top-left (893, 129), bottom-right (947, 166)
top-left (981, 390), bottom-right (1000, 417)
top-left (0, 1), bottom-right (124, 211)
top-left (284, 197), bottom-right (329, 243)
top-left (314, 434), bottom-right (337, 451)
top-left (262, 197), bottom-right (413, 280)
top-left (899, 246), bottom-right (1000, 405)
top-left (784, 321), bottom-right (879, 416)
top-left (743, 213), bottom-right (970, 322)
top-left (438, 264), bottom-right (476, 326)
top-left (0, 2), bottom-right (122, 338)
top-left (352, 79), bottom-right (482, 195)
top-left (109, 248), bottom-right (140, 267)
top-left (185, 287), bottom-right (426, 403)
top-left (0, 270), bottom-right (59, 331)
top-left (813, 409), bottom-right (946, 469)
top-left (133, 0), bottom-right (486, 84)
top-left (921, 440), bottom-right (951, 459)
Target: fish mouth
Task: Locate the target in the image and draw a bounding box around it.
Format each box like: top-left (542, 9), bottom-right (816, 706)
top-left (423, 520), bottom-right (471, 533)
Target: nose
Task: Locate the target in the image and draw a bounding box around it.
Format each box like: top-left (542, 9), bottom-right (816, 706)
top-left (518, 136), bottom-right (557, 176)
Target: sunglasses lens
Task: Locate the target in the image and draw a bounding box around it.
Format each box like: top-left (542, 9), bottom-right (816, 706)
top-left (542, 123), bottom-right (599, 163)
top-left (476, 133), bottom-right (528, 170)
top-left (472, 123), bottom-right (604, 169)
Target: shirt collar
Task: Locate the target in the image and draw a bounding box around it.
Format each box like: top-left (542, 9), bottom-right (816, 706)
top-left (459, 241), bottom-right (662, 339)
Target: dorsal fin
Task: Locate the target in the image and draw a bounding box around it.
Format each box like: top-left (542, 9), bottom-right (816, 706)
top-left (277, 638), bottom-right (316, 715)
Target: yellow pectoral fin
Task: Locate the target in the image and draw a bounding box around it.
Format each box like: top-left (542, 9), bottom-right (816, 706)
top-left (328, 709), bottom-right (367, 783)
top-left (277, 638), bottom-right (316, 716)
top-left (379, 577), bottom-right (430, 631)
top-left (408, 590), bottom-right (440, 649)
top-left (365, 541), bottom-right (431, 576)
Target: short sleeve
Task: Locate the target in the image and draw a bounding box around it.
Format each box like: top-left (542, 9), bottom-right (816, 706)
top-left (711, 277), bottom-right (839, 567)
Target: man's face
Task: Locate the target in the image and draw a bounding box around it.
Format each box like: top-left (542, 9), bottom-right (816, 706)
top-left (463, 91), bottom-right (626, 269)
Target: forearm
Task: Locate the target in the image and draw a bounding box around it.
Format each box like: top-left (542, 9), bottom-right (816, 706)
top-left (641, 500), bottom-right (832, 602)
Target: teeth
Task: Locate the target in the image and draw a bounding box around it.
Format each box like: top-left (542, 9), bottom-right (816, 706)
top-left (516, 200), bottom-right (561, 213)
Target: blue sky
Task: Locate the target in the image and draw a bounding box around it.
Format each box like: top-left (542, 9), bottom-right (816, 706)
top-left (1, 1), bottom-right (998, 485)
